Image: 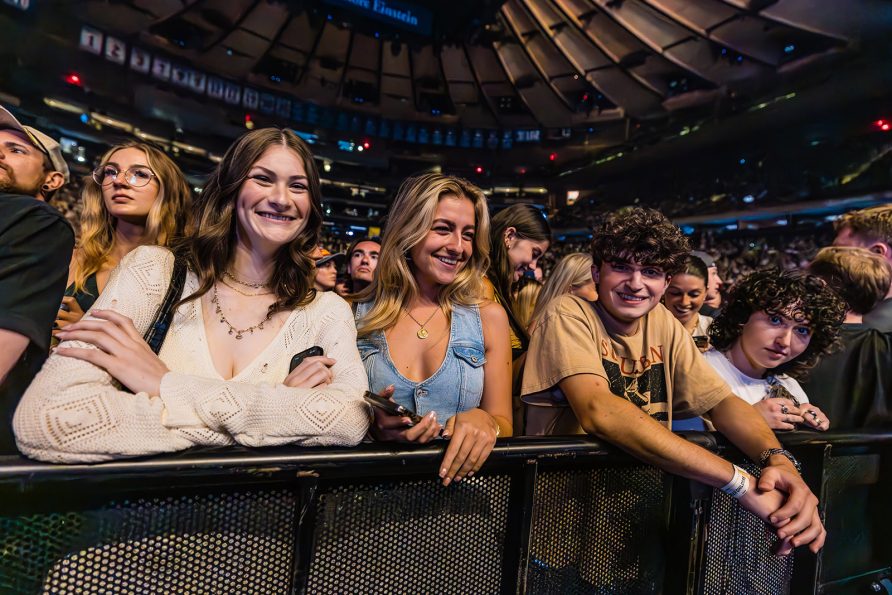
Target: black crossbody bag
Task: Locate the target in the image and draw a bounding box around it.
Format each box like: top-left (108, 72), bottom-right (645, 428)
top-left (143, 257), bottom-right (187, 354)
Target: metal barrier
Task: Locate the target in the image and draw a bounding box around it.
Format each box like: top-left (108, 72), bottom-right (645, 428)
top-left (0, 431), bottom-right (890, 594)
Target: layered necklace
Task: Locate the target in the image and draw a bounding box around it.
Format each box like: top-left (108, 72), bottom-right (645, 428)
top-left (223, 270), bottom-right (270, 291)
top-left (212, 271), bottom-right (274, 340)
top-left (404, 306), bottom-right (441, 339)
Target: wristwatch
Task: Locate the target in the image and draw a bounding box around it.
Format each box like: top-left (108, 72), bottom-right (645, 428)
top-left (759, 448), bottom-right (802, 474)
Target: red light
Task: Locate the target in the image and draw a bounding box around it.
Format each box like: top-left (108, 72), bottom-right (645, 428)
top-left (362, 140), bottom-right (371, 150)
top-left (244, 113), bottom-right (254, 130)
top-left (518, 167), bottom-right (527, 175)
top-left (874, 119), bottom-right (890, 132)
top-left (64, 73), bottom-right (82, 86)
top-left (475, 166), bottom-right (484, 174)
top-left (549, 153), bottom-right (557, 162)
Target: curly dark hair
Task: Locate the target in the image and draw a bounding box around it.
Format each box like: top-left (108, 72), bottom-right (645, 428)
top-left (708, 268), bottom-right (846, 378)
top-left (590, 207), bottom-right (690, 275)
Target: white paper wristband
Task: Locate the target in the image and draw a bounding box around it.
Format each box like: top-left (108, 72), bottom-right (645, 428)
top-left (719, 464), bottom-right (750, 499)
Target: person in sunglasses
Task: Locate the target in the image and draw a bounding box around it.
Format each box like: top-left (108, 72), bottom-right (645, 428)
top-left (55, 142), bottom-right (192, 331)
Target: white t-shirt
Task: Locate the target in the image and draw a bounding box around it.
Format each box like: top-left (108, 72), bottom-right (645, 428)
top-left (703, 349), bottom-right (809, 406)
top-left (693, 314), bottom-right (713, 337)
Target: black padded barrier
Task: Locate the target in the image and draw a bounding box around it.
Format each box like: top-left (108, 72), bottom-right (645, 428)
top-left (0, 431), bottom-right (890, 594)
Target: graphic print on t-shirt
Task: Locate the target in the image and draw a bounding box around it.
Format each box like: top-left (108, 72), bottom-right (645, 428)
top-left (600, 339), bottom-right (668, 421)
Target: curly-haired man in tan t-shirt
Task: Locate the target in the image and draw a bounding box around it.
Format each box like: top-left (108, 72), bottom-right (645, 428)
top-left (523, 206), bottom-right (825, 557)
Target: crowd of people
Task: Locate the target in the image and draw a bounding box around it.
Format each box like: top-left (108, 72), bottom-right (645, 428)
top-left (551, 136), bottom-right (892, 226)
top-left (3, 103), bottom-right (892, 559)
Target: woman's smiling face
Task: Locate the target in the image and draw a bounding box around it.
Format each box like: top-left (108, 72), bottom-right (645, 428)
top-left (409, 193), bottom-right (476, 290)
top-left (235, 144), bottom-right (311, 252)
top-left (664, 273), bottom-right (707, 327)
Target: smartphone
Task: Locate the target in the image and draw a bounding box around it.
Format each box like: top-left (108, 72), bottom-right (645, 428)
top-left (363, 391), bottom-right (424, 425)
top-left (289, 346), bottom-right (324, 372)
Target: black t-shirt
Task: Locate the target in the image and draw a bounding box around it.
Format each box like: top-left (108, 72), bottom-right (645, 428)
top-left (800, 323), bottom-right (892, 429)
top-left (0, 194), bottom-right (74, 454)
top-left (864, 298), bottom-right (892, 333)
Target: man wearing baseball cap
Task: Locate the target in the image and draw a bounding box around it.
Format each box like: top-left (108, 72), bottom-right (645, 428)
top-left (0, 105), bottom-right (74, 455)
top-left (313, 247), bottom-right (345, 292)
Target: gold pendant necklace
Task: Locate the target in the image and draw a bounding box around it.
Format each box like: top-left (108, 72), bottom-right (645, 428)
top-left (212, 282), bottom-right (273, 340)
top-left (404, 306), bottom-right (440, 339)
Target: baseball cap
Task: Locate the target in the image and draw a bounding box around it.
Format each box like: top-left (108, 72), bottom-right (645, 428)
top-left (0, 105), bottom-right (70, 183)
top-left (691, 250), bottom-right (716, 269)
top-left (315, 247), bottom-right (345, 267)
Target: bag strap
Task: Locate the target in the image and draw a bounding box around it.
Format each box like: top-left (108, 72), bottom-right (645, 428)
top-left (143, 256), bottom-right (187, 354)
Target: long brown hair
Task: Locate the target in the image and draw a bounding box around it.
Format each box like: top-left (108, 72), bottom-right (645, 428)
top-left (487, 204), bottom-right (551, 349)
top-left (72, 141), bottom-right (191, 294)
top-left (355, 173), bottom-right (490, 337)
top-left (176, 128), bottom-right (323, 312)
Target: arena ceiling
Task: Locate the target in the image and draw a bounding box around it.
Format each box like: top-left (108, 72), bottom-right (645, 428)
top-left (2, 0), bottom-right (890, 188)
top-left (62, 0), bottom-right (889, 132)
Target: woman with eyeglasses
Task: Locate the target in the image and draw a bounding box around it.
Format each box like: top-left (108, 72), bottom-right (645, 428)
top-left (54, 142), bottom-right (191, 332)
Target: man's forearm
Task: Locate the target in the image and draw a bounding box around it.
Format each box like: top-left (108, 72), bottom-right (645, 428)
top-left (562, 376), bottom-right (738, 488)
top-left (0, 329), bottom-right (29, 384)
top-left (709, 395), bottom-right (784, 462)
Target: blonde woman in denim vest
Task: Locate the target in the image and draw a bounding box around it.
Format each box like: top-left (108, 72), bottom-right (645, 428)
top-left (354, 174), bottom-right (513, 486)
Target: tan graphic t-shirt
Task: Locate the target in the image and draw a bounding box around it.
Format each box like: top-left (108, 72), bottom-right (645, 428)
top-left (521, 295), bottom-right (732, 435)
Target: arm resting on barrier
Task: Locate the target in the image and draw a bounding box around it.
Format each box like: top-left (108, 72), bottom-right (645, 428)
top-left (561, 373), bottom-right (745, 488)
top-left (436, 300), bottom-right (513, 485)
top-left (559, 373), bottom-right (825, 554)
top-left (709, 393), bottom-right (825, 553)
top-left (13, 247), bottom-right (370, 463)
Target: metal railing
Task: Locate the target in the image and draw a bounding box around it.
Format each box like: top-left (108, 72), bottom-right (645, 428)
top-left (1, 430), bottom-right (890, 594)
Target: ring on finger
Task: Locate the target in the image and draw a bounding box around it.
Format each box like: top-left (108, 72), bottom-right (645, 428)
top-left (780, 404), bottom-right (789, 415)
top-left (808, 410), bottom-right (819, 420)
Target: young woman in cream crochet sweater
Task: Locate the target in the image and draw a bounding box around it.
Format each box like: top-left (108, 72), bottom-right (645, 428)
top-left (14, 128), bottom-right (369, 462)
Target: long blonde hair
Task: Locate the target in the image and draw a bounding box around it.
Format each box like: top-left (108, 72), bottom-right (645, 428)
top-left (512, 276), bottom-right (542, 331)
top-left (356, 173), bottom-right (490, 337)
top-left (530, 253), bottom-right (593, 326)
top-left (71, 142), bottom-right (191, 294)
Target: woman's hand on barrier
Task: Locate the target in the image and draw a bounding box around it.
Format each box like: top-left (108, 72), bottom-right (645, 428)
top-left (53, 296), bottom-right (86, 334)
top-left (799, 404), bottom-right (830, 431)
top-left (54, 309), bottom-right (170, 396)
top-left (370, 386), bottom-right (442, 444)
top-left (283, 356), bottom-right (336, 389)
top-left (754, 398), bottom-right (804, 430)
top-left (439, 408), bottom-right (499, 487)
top-left (759, 464), bottom-right (826, 554)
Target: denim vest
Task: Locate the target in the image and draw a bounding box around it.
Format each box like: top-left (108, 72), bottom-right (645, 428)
top-left (355, 301), bottom-right (486, 419)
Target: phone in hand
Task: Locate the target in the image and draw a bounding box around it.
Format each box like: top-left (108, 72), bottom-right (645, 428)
top-left (363, 391), bottom-right (424, 425)
top-left (289, 346), bottom-right (324, 372)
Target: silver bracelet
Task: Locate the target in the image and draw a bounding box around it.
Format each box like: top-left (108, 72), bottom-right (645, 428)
top-left (719, 464), bottom-right (750, 499)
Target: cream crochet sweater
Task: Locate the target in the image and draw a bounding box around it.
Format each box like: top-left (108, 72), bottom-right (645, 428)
top-left (14, 246), bottom-right (370, 463)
